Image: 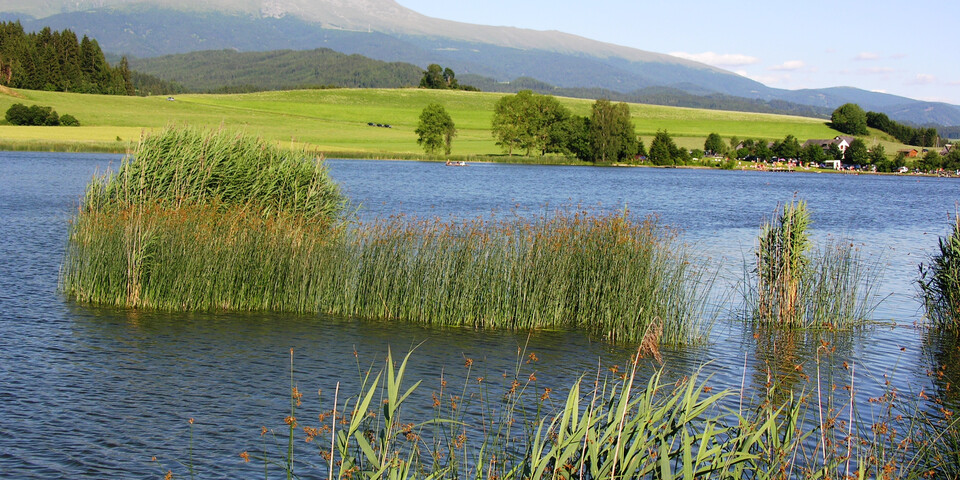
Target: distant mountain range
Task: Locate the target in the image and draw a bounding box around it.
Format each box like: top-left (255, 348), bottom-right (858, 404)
top-left (2, 0), bottom-right (959, 126)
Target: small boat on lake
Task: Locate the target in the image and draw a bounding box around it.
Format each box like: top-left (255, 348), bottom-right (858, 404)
top-left (445, 160), bottom-right (468, 167)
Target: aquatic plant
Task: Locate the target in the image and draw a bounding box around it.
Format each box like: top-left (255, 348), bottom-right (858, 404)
top-left (919, 213), bottom-right (960, 331)
top-left (162, 347), bottom-right (960, 480)
top-left (62, 206), bottom-right (713, 345)
top-left (756, 200), bottom-right (811, 325)
top-left (62, 126), bottom-right (713, 345)
top-left (746, 201), bottom-right (880, 328)
top-left (82, 125), bottom-right (346, 224)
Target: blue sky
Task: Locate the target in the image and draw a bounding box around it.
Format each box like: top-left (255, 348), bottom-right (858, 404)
top-left (397, 0), bottom-right (959, 105)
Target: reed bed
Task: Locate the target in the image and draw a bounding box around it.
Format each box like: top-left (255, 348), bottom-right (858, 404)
top-left (62, 125), bottom-right (712, 344)
top-left (82, 125), bottom-right (346, 224)
top-left (63, 206), bottom-right (713, 345)
top-left (919, 213), bottom-right (960, 331)
top-left (156, 347), bottom-right (960, 479)
top-left (745, 201), bottom-right (881, 329)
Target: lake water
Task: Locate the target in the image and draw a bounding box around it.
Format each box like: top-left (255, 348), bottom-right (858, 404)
top-left (1, 152), bottom-right (958, 478)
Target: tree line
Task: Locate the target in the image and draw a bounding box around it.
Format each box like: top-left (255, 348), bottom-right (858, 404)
top-left (415, 91), bottom-right (959, 173)
top-left (489, 91), bottom-right (640, 162)
top-left (0, 21), bottom-right (132, 95)
top-left (831, 103), bottom-right (941, 147)
top-left (5, 103), bottom-right (79, 126)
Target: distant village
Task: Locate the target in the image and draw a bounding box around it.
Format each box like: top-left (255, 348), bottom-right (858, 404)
top-left (728, 135), bottom-right (957, 175)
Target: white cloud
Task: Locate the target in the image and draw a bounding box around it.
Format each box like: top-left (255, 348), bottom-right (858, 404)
top-left (858, 67), bottom-right (895, 75)
top-left (855, 52), bottom-right (880, 61)
top-left (669, 51), bottom-right (760, 67)
top-left (769, 60), bottom-right (805, 71)
top-left (908, 74), bottom-right (937, 85)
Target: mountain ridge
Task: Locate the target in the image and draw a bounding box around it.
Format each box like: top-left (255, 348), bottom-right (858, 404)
top-left (1, 1), bottom-right (958, 126)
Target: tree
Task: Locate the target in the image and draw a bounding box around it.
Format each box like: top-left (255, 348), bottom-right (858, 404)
top-left (491, 91), bottom-right (571, 156)
top-left (565, 115), bottom-right (593, 161)
top-left (5, 103), bottom-right (60, 125)
top-left (919, 150), bottom-right (942, 172)
top-left (590, 99), bottom-right (636, 163)
top-left (420, 64), bottom-right (471, 90)
top-left (649, 130), bottom-right (678, 165)
top-left (704, 133), bottom-right (726, 156)
top-left (442, 67), bottom-right (458, 89)
top-left (419, 64), bottom-right (445, 89)
top-left (755, 142), bottom-right (773, 161)
top-left (800, 143), bottom-right (826, 164)
top-left (776, 135), bottom-right (801, 160)
top-left (830, 103), bottom-right (868, 135)
top-left (844, 138), bottom-right (868, 165)
top-left (4, 103), bottom-right (29, 124)
top-left (415, 103), bottom-right (456, 155)
top-left (60, 113), bottom-right (79, 126)
top-left (867, 144), bottom-right (886, 165)
top-left (636, 139), bottom-right (647, 158)
top-left (827, 142), bottom-right (843, 160)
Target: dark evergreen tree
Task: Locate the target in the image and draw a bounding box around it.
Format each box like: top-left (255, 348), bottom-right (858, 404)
top-left (0, 23), bottom-right (131, 95)
top-left (649, 129), bottom-right (678, 165)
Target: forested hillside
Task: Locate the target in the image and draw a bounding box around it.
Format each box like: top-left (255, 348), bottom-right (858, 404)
top-left (0, 21), bottom-right (132, 94)
top-left (130, 48), bottom-right (425, 92)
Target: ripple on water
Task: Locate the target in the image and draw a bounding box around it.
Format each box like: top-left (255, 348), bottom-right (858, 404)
top-left (1, 154), bottom-right (959, 477)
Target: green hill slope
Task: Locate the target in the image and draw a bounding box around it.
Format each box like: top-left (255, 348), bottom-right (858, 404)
top-left (0, 87), bottom-right (849, 155)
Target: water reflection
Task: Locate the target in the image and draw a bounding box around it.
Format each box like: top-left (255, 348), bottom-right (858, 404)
top-left (4, 153), bottom-right (960, 477)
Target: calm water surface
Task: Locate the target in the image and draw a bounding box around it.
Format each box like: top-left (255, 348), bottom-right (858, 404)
top-left (1, 153), bottom-right (958, 478)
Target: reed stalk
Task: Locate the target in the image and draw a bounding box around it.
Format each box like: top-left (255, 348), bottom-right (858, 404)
top-left (919, 213), bottom-right (960, 331)
top-left (747, 201), bottom-right (880, 329)
top-left (222, 348), bottom-right (960, 480)
top-left (63, 205), bottom-right (715, 345)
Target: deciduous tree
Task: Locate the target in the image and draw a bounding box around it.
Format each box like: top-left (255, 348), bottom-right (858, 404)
top-left (704, 132), bottom-right (726, 155)
top-left (830, 103), bottom-right (868, 135)
top-left (844, 138), bottom-right (868, 165)
top-left (800, 143), bottom-right (826, 164)
top-left (416, 103), bottom-right (456, 155)
top-left (590, 99), bottom-right (636, 163)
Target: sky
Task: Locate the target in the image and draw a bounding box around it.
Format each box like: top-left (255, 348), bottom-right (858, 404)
top-left (396, 0), bottom-right (959, 105)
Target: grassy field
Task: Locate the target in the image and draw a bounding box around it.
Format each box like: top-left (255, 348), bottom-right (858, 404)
top-left (0, 87), bottom-right (898, 156)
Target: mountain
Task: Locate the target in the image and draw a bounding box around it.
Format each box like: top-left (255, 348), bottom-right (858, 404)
top-left (2, 0), bottom-right (959, 126)
top-left (128, 49), bottom-right (831, 118)
top-left (129, 48), bottom-right (424, 91)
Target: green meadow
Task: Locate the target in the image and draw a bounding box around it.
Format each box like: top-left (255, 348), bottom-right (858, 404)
top-left (0, 87), bottom-right (897, 156)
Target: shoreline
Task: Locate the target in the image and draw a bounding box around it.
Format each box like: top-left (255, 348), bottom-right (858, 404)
top-left (2, 141), bottom-right (954, 178)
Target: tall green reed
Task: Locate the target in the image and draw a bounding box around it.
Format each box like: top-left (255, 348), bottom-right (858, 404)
top-left (755, 200), bottom-right (811, 325)
top-left (63, 127), bottom-right (713, 345)
top-left (746, 201), bottom-right (881, 329)
top-left (63, 207), bottom-right (714, 345)
top-left (82, 125), bottom-right (346, 223)
top-left (919, 213), bottom-right (960, 331)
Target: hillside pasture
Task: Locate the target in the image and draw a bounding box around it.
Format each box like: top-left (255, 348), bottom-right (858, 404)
top-left (0, 87), bottom-right (872, 156)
